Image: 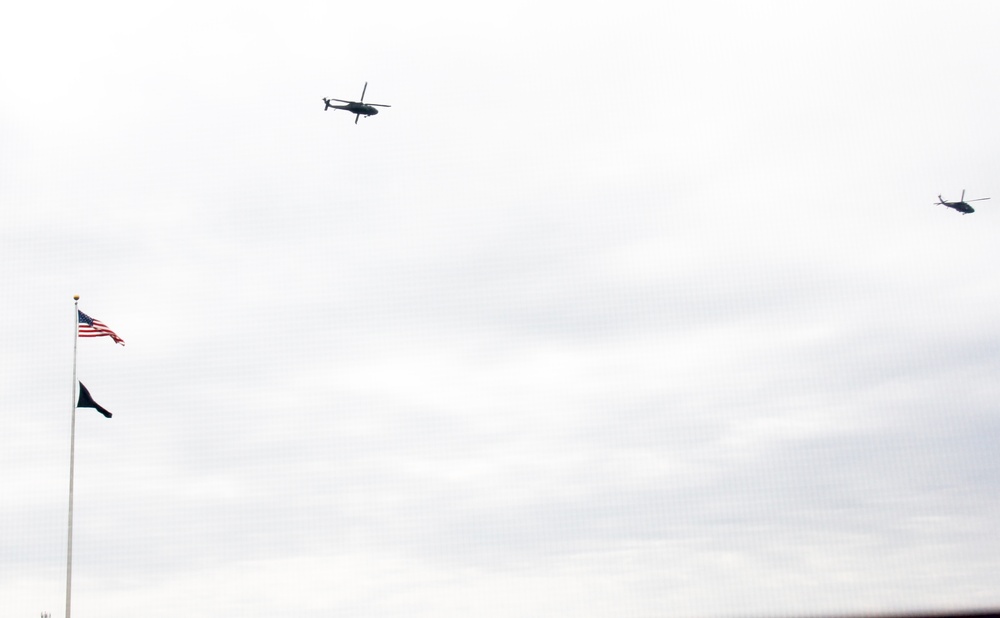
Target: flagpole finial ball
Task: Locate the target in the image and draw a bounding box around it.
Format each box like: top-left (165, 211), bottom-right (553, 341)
top-left (73, 295), bottom-right (80, 300)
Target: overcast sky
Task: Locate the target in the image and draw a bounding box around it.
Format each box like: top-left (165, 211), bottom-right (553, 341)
top-left (3, 2), bottom-right (1000, 617)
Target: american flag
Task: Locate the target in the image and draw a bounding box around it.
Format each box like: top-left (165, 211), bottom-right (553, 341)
top-left (78, 310), bottom-right (125, 345)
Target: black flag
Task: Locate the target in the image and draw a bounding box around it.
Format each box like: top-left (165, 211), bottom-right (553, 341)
top-left (78, 382), bottom-right (112, 418)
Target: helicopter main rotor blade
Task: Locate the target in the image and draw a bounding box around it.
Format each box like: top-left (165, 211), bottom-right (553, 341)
top-left (366, 103), bottom-right (391, 108)
top-left (355, 113), bottom-right (360, 124)
top-left (360, 82), bottom-right (367, 103)
top-left (961, 189), bottom-right (965, 201)
top-left (967, 197), bottom-right (991, 202)
top-left (328, 98), bottom-right (355, 104)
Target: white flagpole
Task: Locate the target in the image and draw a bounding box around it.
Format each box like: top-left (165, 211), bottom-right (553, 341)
top-left (66, 295), bottom-right (79, 618)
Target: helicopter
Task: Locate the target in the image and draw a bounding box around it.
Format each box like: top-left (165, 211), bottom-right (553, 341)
top-left (323, 82), bottom-right (391, 124)
top-left (935, 190), bottom-right (990, 215)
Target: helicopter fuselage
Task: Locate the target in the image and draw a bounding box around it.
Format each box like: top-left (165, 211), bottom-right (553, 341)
top-left (326, 102), bottom-right (379, 116)
top-left (341, 102), bottom-right (380, 116)
top-left (943, 201), bottom-right (974, 214)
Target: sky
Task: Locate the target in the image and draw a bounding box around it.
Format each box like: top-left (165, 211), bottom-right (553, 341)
top-left (3, 2), bottom-right (1000, 617)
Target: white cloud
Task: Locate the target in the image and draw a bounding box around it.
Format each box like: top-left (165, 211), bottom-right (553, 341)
top-left (3, 1), bottom-right (1000, 616)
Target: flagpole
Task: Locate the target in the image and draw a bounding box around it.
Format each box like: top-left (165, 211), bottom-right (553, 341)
top-left (66, 295), bottom-right (79, 618)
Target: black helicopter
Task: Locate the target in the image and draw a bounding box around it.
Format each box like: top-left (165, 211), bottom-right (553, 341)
top-left (935, 190), bottom-right (990, 215)
top-left (323, 82), bottom-right (391, 124)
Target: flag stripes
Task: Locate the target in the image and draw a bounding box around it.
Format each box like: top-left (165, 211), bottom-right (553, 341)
top-left (78, 310), bottom-right (124, 345)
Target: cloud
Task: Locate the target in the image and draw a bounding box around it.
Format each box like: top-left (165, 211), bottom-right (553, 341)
top-left (4, 2), bottom-right (1000, 617)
